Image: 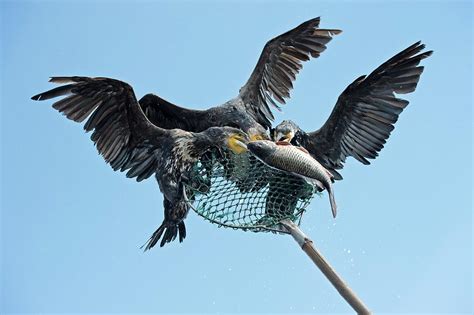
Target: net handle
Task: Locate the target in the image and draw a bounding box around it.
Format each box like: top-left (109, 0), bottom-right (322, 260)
top-left (280, 219), bottom-right (371, 314)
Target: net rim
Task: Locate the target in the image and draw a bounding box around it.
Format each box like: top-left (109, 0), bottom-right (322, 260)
top-left (183, 149), bottom-right (319, 233)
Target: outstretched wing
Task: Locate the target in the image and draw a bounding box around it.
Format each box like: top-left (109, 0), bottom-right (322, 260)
top-left (307, 42), bottom-right (433, 171)
top-left (32, 76), bottom-right (171, 182)
top-left (139, 93), bottom-right (207, 132)
top-left (238, 17), bottom-right (341, 129)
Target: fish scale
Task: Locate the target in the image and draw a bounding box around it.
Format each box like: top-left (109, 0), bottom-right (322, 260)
top-left (267, 145), bottom-right (333, 187)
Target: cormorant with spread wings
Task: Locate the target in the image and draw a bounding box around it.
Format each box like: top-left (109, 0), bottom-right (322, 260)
top-left (273, 42), bottom-right (433, 182)
top-left (140, 17), bottom-right (340, 193)
top-left (32, 77), bottom-right (249, 249)
top-left (139, 17), bottom-right (341, 137)
top-left (31, 17), bottom-right (341, 248)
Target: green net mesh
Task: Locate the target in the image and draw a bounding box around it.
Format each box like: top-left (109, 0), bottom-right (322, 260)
top-left (184, 149), bottom-right (320, 233)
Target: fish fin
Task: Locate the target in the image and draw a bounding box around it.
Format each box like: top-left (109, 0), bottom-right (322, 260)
top-left (305, 178), bottom-right (324, 191)
top-left (328, 186), bottom-right (337, 218)
top-left (275, 141), bottom-right (291, 146)
top-left (324, 168), bottom-right (335, 181)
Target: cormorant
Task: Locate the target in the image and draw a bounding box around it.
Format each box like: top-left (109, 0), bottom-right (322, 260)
top-left (139, 17), bottom-right (341, 137)
top-left (31, 77), bottom-right (249, 248)
top-left (31, 17), bottom-right (341, 245)
top-left (138, 16), bottom-right (341, 193)
top-left (273, 42), bottom-right (433, 179)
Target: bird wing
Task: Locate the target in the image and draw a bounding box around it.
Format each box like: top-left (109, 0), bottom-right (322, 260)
top-left (238, 17), bottom-right (341, 129)
top-left (307, 42), bottom-right (432, 171)
top-left (139, 93), bottom-right (206, 131)
top-left (32, 76), bottom-right (175, 182)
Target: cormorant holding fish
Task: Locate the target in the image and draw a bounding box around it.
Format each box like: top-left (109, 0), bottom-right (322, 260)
top-left (274, 42), bottom-right (432, 181)
top-left (31, 77), bottom-right (249, 248)
top-left (139, 17), bottom-right (341, 193)
top-left (139, 17), bottom-right (341, 138)
top-left (31, 17), bottom-right (341, 247)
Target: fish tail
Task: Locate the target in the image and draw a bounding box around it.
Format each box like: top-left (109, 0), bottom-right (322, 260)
top-left (327, 186), bottom-right (337, 218)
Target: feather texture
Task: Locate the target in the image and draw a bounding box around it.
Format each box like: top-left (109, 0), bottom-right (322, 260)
top-left (239, 17), bottom-right (341, 128)
top-left (305, 42), bottom-right (432, 172)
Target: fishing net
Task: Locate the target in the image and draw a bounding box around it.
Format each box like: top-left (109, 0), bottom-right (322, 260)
top-left (184, 149), bottom-right (320, 233)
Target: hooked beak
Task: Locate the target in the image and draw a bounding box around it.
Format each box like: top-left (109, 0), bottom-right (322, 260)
top-left (250, 133), bottom-right (269, 142)
top-left (275, 131), bottom-right (294, 143)
top-left (234, 137), bottom-right (248, 150)
top-left (228, 133), bottom-right (249, 154)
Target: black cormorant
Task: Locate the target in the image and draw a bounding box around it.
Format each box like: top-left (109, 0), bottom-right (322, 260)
top-left (140, 17), bottom-right (341, 193)
top-left (31, 77), bottom-right (249, 248)
top-left (273, 42), bottom-right (433, 179)
top-left (139, 17), bottom-right (341, 138)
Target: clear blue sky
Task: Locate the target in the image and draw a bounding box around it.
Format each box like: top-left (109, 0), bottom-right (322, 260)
top-left (1, 1), bottom-right (472, 313)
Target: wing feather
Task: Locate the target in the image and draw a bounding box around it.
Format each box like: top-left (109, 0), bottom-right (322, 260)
top-left (239, 17), bottom-right (341, 128)
top-left (32, 76), bottom-right (170, 182)
top-left (138, 94), bottom-right (208, 132)
top-left (307, 42), bottom-right (432, 171)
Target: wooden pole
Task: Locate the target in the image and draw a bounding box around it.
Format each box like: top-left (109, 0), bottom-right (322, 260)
top-left (280, 219), bottom-right (371, 314)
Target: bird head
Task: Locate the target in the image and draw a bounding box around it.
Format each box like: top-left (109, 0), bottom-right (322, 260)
top-left (205, 127), bottom-right (249, 154)
top-left (247, 126), bottom-right (270, 142)
top-left (272, 120), bottom-right (305, 146)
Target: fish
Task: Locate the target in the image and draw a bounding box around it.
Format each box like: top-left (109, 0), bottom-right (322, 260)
top-left (247, 140), bottom-right (338, 217)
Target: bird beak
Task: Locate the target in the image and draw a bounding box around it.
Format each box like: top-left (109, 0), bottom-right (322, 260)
top-left (228, 134), bottom-right (249, 154)
top-left (276, 131), bottom-right (294, 142)
top-left (235, 138), bottom-right (248, 150)
top-left (250, 133), bottom-right (268, 141)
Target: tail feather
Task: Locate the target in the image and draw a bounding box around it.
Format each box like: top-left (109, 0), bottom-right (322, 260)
top-left (178, 222), bottom-right (186, 242)
top-left (142, 221), bottom-right (187, 251)
top-left (142, 225), bottom-right (166, 251)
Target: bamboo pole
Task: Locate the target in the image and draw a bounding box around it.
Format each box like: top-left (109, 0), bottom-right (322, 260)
top-left (280, 219), bottom-right (371, 314)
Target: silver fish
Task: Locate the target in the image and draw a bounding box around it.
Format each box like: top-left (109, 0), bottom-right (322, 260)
top-left (247, 140), bottom-right (337, 217)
